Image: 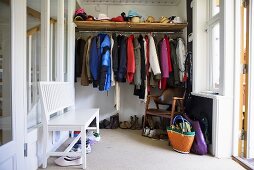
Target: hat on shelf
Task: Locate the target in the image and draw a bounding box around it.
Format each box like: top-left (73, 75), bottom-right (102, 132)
top-left (111, 16), bottom-right (124, 22)
top-left (121, 12), bottom-right (128, 21)
top-left (169, 16), bottom-right (176, 22)
top-left (73, 8), bottom-right (87, 21)
top-left (159, 16), bottom-right (169, 24)
top-left (130, 16), bottom-right (140, 23)
top-left (74, 13), bottom-right (87, 21)
top-left (86, 15), bottom-right (95, 21)
top-left (75, 8), bottom-right (85, 15)
top-left (86, 15), bottom-right (94, 21)
top-left (95, 13), bottom-right (111, 21)
top-left (145, 16), bottom-right (155, 23)
top-left (173, 16), bottom-right (183, 23)
top-left (127, 10), bottom-right (141, 18)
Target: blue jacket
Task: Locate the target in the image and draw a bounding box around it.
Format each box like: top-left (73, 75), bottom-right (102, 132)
top-left (89, 36), bottom-right (99, 87)
top-left (98, 34), bottom-right (111, 91)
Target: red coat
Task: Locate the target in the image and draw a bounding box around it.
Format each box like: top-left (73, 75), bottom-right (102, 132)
top-left (127, 35), bottom-right (135, 83)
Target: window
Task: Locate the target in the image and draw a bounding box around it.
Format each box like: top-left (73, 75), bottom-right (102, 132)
top-left (211, 23), bottom-right (220, 89)
top-left (212, 0), bottom-right (220, 16)
top-left (207, 0), bottom-right (220, 91)
top-left (0, 0), bottom-right (12, 145)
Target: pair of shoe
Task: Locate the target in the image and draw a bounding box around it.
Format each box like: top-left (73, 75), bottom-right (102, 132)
top-left (119, 121), bottom-right (131, 129)
top-left (73, 139), bottom-right (92, 154)
top-left (87, 131), bottom-right (101, 142)
top-left (109, 113), bottom-right (119, 129)
top-left (130, 115), bottom-right (142, 130)
top-left (99, 113), bottom-right (119, 129)
top-left (99, 119), bottom-right (110, 129)
top-left (54, 156), bottom-right (82, 167)
top-left (143, 127), bottom-right (157, 138)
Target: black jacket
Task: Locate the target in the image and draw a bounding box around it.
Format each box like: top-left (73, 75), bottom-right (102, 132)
top-left (112, 33), bottom-right (119, 79)
top-left (75, 38), bottom-right (86, 82)
top-left (117, 35), bottom-right (127, 82)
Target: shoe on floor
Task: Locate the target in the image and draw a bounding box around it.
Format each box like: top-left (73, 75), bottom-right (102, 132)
top-left (54, 156), bottom-right (82, 167)
top-left (148, 129), bottom-right (157, 138)
top-left (86, 143), bottom-right (91, 154)
top-left (87, 131), bottom-right (101, 142)
top-left (143, 127), bottom-right (150, 137)
top-left (120, 121), bottom-right (131, 129)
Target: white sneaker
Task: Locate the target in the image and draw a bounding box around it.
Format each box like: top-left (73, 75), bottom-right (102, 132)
top-left (144, 127), bottom-right (150, 137)
top-left (54, 156), bottom-right (82, 167)
top-left (87, 131), bottom-right (101, 142)
top-left (148, 129), bottom-right (157, 138)
top-left (86, 143), bottom-right (91, 154)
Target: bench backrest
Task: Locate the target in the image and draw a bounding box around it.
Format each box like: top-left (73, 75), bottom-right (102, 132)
top-left (39, 81), bottom-right (75, 122)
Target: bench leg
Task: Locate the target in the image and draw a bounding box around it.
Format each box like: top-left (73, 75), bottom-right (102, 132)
top-left (81, 126), bottom-right (87, 169)
top-left (96, 112), bottom-right (99, 134)
top-left (42, 127), bottom-right (48, 168)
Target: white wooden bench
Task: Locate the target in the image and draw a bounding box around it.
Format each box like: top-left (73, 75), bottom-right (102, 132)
top-left (39, 81), bottom-right (99, 169)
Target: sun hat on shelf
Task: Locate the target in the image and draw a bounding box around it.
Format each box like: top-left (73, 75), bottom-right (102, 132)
top-left (95, 13), bottom-right (111, 20)
top-left (127, 10), bottom-right (142, 18)
top-left (131, 16), bottom-right (141, 23)
top-left (173, 16), bottom-right (183, 23)
top-left (159, 16), bottom-right (170, 23)
top-left (145, 16), bottom-right (156, 23)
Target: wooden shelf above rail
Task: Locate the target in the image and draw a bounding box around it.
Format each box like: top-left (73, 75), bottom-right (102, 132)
top-left (74, 21), bottom-right (187, 32)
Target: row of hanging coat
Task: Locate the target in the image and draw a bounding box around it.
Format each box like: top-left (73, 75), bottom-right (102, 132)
top-left (75, 32), bottom-right (187, 100)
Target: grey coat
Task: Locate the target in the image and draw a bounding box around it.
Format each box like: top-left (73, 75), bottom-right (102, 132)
top-left (134, 37), bottom-right (141, 88)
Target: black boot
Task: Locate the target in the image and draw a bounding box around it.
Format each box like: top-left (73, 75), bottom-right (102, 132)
top-left (130, 116), bottom-right (135, 129)
top-left (134, 115), bottom-right (141, 130)
top-left (104, 119), bottom-right (111, 129)
top-left (131, 115), bottom-right (138, 130)
top-left (99, 120), bottom-right (105, 129)
top-left (111, 113), bottom-right (120, 129)
top-left (108, 115), bottom-right (114, 129)
top-left (141, 115), bottom-right (144, 129)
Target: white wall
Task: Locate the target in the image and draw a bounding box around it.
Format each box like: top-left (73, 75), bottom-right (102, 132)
top-left (75, 3), bottom-right (187, 122)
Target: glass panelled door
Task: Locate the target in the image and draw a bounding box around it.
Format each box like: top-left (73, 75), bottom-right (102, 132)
top-left (0, 0), bottom-right (26, 169)
top-left (0, 0), bottom-right (12, 148)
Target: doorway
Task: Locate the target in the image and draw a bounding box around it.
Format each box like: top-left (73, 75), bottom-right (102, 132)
top-left (234, 0), bottom-right (254, 168)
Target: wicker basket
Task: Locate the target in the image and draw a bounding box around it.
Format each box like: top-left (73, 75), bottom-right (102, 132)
top-left (167, 115), bottom-right (195, 153)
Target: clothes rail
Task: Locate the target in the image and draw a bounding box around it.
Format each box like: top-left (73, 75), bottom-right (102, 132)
top-left (76, 30), bottom-right (183, 34)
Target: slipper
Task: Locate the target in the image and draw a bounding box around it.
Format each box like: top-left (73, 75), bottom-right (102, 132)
top-left (54, 156), bottom-right (82, 167)
top-left (120, 121), bottom-right (128, 129)
top-left (124, 121), bottom-right (131, 129)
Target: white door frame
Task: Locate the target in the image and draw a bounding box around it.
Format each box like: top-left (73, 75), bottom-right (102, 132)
top-left (232, 0), bottom-right (241, 157)
top-left (247, 0), bottom-right (254, 159)
top-left (0, 0), bottom-right (26, 169)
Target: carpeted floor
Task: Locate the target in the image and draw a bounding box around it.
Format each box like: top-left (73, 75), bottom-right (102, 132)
top-left (39, 129), bottom-right (245, 170)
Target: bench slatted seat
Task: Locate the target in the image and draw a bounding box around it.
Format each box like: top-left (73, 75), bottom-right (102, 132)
top-left (39, 81), bottom-right (99, 169)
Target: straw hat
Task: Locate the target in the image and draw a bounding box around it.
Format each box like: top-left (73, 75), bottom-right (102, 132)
top-left (159, 16), bottom-right (169, 24)
top-left (131, 16), bottom-right (140, 23)
top-left (145, 16), bottom-right (155, 23)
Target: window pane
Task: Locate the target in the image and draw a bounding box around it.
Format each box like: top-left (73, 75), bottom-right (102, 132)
top-left (212, 0), bottom-right (220, 16)
top-left (0, 0), bottom-right (12, 146)
top-left (212, 23), bottom-right (220, 89)
top-left (27, 0), bottom-right (42, 129)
